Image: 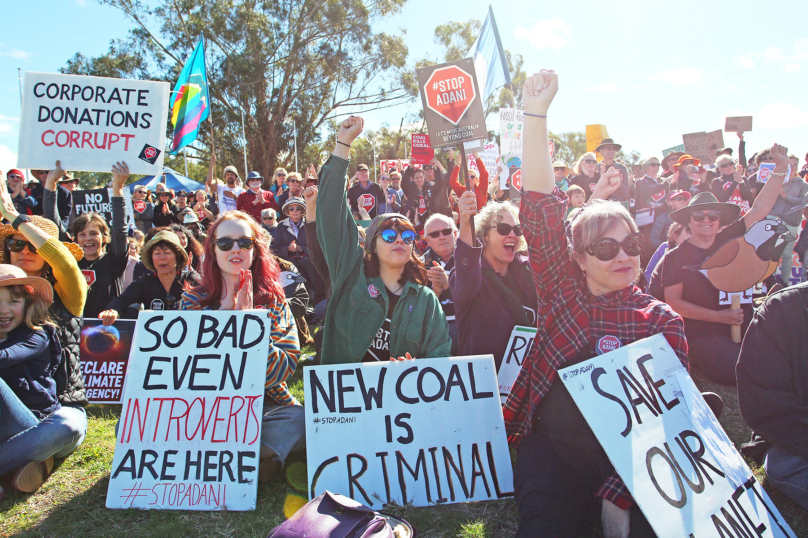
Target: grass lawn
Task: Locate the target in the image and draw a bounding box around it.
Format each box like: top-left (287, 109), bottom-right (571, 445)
top-left (2, 354), bottom-right (807, 537)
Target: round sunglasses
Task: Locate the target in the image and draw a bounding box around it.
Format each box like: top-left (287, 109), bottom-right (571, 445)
top-left (215, 237), bottom-right (255, 251)
top-left (6, 238), bottom-right (37, 254)
top-left (489, 223), bottom-right (523, 237)
top-left (380, 228), bottom-right (417, 244)
top-left (691, 211), bottom-right (721, 223)
top-left (585, 232), bottom-right (644, 261)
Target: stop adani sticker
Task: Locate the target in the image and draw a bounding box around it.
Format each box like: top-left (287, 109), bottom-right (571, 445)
top-left (596, 335), bottom-right (621, 355)
top-left (138, 144), bottom-right (161, 165)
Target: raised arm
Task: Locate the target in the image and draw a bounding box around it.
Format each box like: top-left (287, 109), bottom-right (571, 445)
top-left (743, 143), bottom-right (789, 226)
top-left (520, 70), bottom-right (558, 194)
top-left (42, 162), bottom-right (70, 241)
top-left (108, 162), bottom-right (129, 260)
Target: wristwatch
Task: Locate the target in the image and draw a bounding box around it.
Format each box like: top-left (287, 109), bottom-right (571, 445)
top-left (11, 214), bottom-right (31, 230)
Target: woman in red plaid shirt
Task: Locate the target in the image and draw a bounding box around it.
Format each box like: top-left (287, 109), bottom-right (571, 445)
top-left (505, 70), bottom-right (689, 538)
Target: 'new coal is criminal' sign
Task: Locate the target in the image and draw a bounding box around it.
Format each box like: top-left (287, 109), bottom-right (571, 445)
top-left (417, 59), bottom-right (487, 148)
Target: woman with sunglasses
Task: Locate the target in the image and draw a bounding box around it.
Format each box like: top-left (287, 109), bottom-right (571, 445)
top-left (131, 186), bottom-right (154, 232)
top-left (504, 70), bottom-right (689, 538)
top-left (179, 212), bottom-right (304, 477)
top-left (0, 164), bottom-right (90, 484)
top-left (450, 191), bottom-right (537, 370)
top-left (661, 148), bottom-right (790, 386)
top-left (710, 154), bottom-right (752, 209)
top-left (568, 152), bottom-right (600, 201)
top-left (315, 116), bottom-right (451, 364)
top-left (6, 169), bottom-right (36, 216)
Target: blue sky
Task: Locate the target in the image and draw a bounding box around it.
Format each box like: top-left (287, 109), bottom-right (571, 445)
top-left (1, 0), bottom-right (807, 173)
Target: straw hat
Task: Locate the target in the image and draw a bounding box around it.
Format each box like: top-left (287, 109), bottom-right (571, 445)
top-left (0, 264), bottom-right (54, 304)
top-left (0, 216), bottom-right (83, 263)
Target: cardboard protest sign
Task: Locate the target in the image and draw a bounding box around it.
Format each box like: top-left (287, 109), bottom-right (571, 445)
top-left (466, 143), bottom-right (500, 177)
top-left (304, 356), bottom-right (514, 508)
top-left (497, 326), bottom-right (536, 404)
top-left (417, 59), bottom-right (487, 148)
top-left (106, 311), bottom-right (270, 511)
top-left (682, 130), bottom-right (725, 164)
top-left (80, 319), bottom-right (136, 404)
top-left (725, 116), bottom-right (753, 133)
top-left (499, 108), bottom-right (524, 156)
top-left (662, 144), bottom-right (685, 157)
top-left (411, 134), bottom-right (434, 164)
top-left (559, 334), bottom-right (796, 538)
top-left (18, 72), bottom-right (169, 175)
top-left (73, 188), bottom-right (136, 228)
top-left (586, 124), bottom-right (609, 159)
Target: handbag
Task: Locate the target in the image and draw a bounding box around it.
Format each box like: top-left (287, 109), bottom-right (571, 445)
top-left (266, 491), bottom-right (415, 538)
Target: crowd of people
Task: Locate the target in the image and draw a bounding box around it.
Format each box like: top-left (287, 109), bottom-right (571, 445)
top-left (1, 69), bottom-right (808, 538)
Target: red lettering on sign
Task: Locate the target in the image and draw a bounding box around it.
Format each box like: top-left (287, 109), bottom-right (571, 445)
top-left (512, 169), bottom-right (522, 191)
top-left (418, 196), bottom-right (427, 216)
top-left (145, 147), bottom-right (157, 159)
top-left (133, 200), bottom-right (146, 213)
top-left (423, 65), bottom-right (477, 125)
top-left (358, 193), bottom-right (376, 213)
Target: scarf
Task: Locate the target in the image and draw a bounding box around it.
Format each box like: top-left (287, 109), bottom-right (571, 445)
top-left (481, 259), bottom-right (538, 327)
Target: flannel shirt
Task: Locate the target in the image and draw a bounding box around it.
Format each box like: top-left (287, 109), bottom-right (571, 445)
top-left (503, 188), bottom-right (689, 509)
top-left (179, 289), bottom-right (301, 406)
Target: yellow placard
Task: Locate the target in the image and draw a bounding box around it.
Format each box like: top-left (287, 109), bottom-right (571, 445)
top-left (586, 124), bottom-right (610, 161)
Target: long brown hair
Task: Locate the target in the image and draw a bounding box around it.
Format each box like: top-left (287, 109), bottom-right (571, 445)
top-left (364, 217), bottom-right (428, 286)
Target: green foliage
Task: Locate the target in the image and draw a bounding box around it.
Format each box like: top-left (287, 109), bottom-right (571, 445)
top-left (549, 131), bottom-right (588, 167)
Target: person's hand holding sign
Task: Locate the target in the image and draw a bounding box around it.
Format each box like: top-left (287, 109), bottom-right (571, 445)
top-left (111, 161), bottom-right (129, 197)
top-left (592, 167), bottom-right (622, 200)
top-left (45, 161), bottom-right (64, 192)
top-left (733, 163), bottom-right (744, 184)
top-left (457, 190), bottom-right (477, 247)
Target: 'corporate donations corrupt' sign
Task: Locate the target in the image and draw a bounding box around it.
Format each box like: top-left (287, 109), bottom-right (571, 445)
top-left (304, 356), bottom-right (514, 508)
top-left (559, 334), bottom-right (796, 538)
top-left (106, 311), bottom-right (270, 511)
top-left (18, 72), bottom-right (169, 175)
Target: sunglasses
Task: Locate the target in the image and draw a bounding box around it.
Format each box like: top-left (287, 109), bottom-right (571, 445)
top-left (276, 173), bottom-right (287, 177)
top-left (159, 193), bottom-right (170, 196)
top-left (585, 232), bottom-right (644, 261)
top-left (489, 223), bottom-right (523, 236)
top-left (36, 170), bottom-right (49, 175)
top-left (215, 237), bottom-right (255, 251)
top-left (691, 211), bottom-right (721, 223)
top-left (427, 228), bottom-right (453, 239)
top-left (719, 162), bottom-right (735, 169)
top-left (554, 167), bottom-right (566, 172)
top-left (669, 196), bottom-right (688, 202)
top-left (262, 216), bottom-right (276, 221)
top-left (423, 166), bottom-right (433, 170)
top-left (583, 159), bottom-right (597, 164)
top-left (287, 179), bottom-right (300, 184)
top-left (7, 238), bottom-right (37, 254)
top-left (380, 228), bottom-right (417, 244)
top-left (8, 174), bottom-right (22, 180)
top-left (287, 206), bottom-right (303, 212)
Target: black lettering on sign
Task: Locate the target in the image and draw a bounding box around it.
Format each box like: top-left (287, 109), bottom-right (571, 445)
top-left (591, 367), bottom-right (633, 437)
top-left (646, 445), bottom-right (687, 509)
top-left (141, 315), bottom-right (165, 352)
top-left (309, 456), bottom-right (339, 499)
top-left (396, 449), bottom-right (431, 504)
top-left (376, 451), bottom-right (392, 504)
top-left (337, 370), bottom-right (361, 413)
top-left (356, 367), bottom-right (386, 410)
top-left (144, 357), bottom-right (170, 390)
top-left (347, 454), bottom-right (372, 506)
top-left (309, 370), bottom-right (335, 413)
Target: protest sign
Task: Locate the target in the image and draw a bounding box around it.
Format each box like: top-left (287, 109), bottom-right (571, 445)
top-left (499, 108), bottom-right (524, 156)
top-left (466, 143), bottom-right (499, 176)
top-left (17, 72), bottom-right (169, 175)
top-left (662, 144), bottom-right (685, 157)
top-left (304, 356), bottom-right (514, 508)
top-left (497, 326), bottom-right (535, 404)
top-left (106, 311), bottom-right (270, 511)
top-left (559, 334), bottom-right (796, 538)
top-left (417, 59), bottom-right (487, 148)
top-left (586, 124), bottom-right (609, 158)
top-left (757, 163), bottom-right (775, 184)
top-left (725, 116), bottom-right (753, 133)
top-left (411, 134), bottom-right (434, 164)
top-left (73, 188), bottom-right (136, 227)
top-left (80, 319), bottom-right (136, 404)
top-left (682, 130), bottom-right (725, 164)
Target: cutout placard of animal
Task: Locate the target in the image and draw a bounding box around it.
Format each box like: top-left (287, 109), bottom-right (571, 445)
top-left (685, 219), bottom-right (793, 293)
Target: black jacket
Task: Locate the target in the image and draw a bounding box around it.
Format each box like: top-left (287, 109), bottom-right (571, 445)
top-left (634, 175), bottom-right (668, 214)
top-left (51, 293), bottom-right (87, 407)
top-left (401, 166), bottom-right (452, 224)
top-left (106, 270), bottom-right (200, 315)
top-left (737, 282), bottom-right (808, 458)
top-left (711, 175), bottom-right (753, 203)
top-left (152, 201), bottom-right (180, 228)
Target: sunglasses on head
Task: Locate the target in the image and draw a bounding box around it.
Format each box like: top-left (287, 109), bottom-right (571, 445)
top-left (691, 211), bottom-right (721, 223)
top-left (489, 223), bottom-right (523, 236)
top-left (427, 228), bottom-right (453, 239)
top-left (6, 238), bottom-right (37, 254)
top-left (215, 237), bottom-right (255, 251)
top-left (380, 228), bottom-right (417, 244)
top-left (585, 232), bottom-right (644, 261)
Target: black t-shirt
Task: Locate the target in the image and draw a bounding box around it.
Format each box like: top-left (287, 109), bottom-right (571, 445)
top-left (362, 289), bottom-right (399, 362)
top-left (568, 174), bottom-right (600, 201)
top-left (501, 270), bottom-right (538, 327)
top-left (661, 219), bottom-right (754, 341)
top-left (348, 182), bottom-right (386, 219)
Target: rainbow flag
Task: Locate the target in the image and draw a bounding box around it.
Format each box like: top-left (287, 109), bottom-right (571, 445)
top-left (169, 38), bottom-right (209, 154)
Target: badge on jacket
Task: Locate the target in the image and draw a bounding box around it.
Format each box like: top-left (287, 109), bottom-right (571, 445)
top-left (596, 335), bottom-right (622, 355)
top-left (368, 284), bottom-right (380, 298)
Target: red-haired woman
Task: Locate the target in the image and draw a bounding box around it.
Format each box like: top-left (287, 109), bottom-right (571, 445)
top-left (179, 211), bottom-right (304, 479)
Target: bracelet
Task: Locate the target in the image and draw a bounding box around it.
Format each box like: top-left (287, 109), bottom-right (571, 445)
top-left (771, 172), bottom-right (786, 177)
top-left (337, 140), bottom-right (351, 148)
top-left (523, 112), bottom-right (547, 118)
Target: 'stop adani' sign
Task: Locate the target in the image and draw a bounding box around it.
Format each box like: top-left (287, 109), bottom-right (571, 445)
top-left (417, 59), bottom-right (487, 148)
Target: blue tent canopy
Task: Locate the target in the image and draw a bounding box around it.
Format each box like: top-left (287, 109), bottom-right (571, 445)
top-left (128, 167), bottom-right (205, 193)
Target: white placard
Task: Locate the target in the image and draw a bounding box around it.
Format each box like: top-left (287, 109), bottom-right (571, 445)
top-left (106, 311), bottom-right (270, 511)
top-left (718, 288), bottom-right (754, 306)
top-left (559, 334), bottom-right (796, 538)
top-left (499, 108), bottom-right (523, 157)
top-left (304, 356), bottom-right (514, 508)
top-left (18, 72), bottom-right (169, 175)
top-left (497, 326), bottom-right (536, 404)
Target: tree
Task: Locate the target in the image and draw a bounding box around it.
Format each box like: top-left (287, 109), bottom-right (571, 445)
top-left (63, 0), bottom-right (413, 182)
top-left (549, 131), bottom-right (587, 167)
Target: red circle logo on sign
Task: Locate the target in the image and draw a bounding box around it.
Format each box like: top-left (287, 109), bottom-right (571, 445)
top-left (144, 147), bottom-right (157, 159)
top-left (358, 193), bottom-right (376, 213)
top-left (512, 169), bottom-right (522, 190)
top-left (133, 200), bottom-right (146, 213)
top-left (424, 65), bottom-right (477, 125)
top-left (758, 167), bottom-right (771, 182)
top-left (596, 335), bottom-right (622, 355)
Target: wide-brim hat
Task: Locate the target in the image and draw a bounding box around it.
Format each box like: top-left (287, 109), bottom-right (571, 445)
top-left (223, 165), bottom-right (240, 178)
top-left (282, 196), bottom-right (306, 216)
top-left (140, 230), bottom-right (189, 272)
top-left (0, 216), bottom-right (83, 263)
top-left (155, 189), bottom-right (174, 200)
top-left (364, 213), bottom-right (413, 256)
top-left (594, 138), bottom-right (622, 153)
top-left (552, 161), bottom-right (570, 175)
top-left (661, 151), bottom-right (685, 169)
top-left (0, 264), bottom-right (53, 304)
top-left (57, 172), bottom-right (77, 183)
top-left (673, 154), bottom-right (701, 171)
top-left (669, 192), bottom-right (740, 226)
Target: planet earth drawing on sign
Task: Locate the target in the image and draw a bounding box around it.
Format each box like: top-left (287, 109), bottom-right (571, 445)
top-left (82, 324), bottom-right (121, 356)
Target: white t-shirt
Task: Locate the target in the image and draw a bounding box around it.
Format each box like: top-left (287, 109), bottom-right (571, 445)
top-left (217, 185), bottom-right (245, 213)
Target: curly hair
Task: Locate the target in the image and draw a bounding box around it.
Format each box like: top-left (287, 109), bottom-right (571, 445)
top-left (363, 217), bottom-right (428, 286)
top-left (474, 200), bottom-right (527, 252)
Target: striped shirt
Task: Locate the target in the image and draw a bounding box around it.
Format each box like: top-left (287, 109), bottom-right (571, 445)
top-left (179, 289), bottom-right (301, 406)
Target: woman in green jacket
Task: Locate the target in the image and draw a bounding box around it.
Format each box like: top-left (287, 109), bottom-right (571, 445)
top-left (315, 116), bottom-right (451, 364)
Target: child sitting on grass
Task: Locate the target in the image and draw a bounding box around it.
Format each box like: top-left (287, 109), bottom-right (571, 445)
top-left (0, 264), bottom-right (62, 498)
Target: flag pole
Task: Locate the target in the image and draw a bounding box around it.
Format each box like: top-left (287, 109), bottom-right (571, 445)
top-left (241, 109), bottom-right (248, 176)
top-left (294, 119), bottom-right (298, 173)
top-left (17, 68), bottom-right (29, 184)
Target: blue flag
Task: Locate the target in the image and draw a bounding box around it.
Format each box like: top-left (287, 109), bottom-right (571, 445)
top-left (467, 6), bottom-right (511, 103)
top-left (169, 38), bottom-right (210, 155)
